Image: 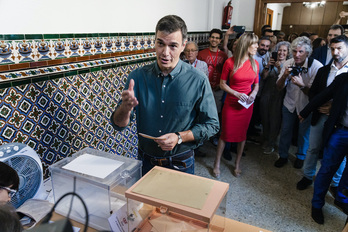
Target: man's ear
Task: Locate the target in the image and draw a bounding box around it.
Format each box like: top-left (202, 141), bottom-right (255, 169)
top-left (182, 40), bottom-right (188, 52)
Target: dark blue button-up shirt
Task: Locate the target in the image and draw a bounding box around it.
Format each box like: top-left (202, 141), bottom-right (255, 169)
top-left (112, 60), bottom-right (219, 157)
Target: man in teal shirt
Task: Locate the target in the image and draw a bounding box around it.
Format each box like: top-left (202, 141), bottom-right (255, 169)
top-left (111, 15), bottom-right (219, 174)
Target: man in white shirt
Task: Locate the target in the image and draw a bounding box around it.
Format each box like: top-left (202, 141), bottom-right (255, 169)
top-left (275, 36), bottom-right (323, 169)
top-left (184, 42), bottom-right (209, 77)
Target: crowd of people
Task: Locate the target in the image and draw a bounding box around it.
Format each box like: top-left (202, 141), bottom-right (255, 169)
top-left (180, 24), bottom-right (348, 225)
top-left (1, 14), bottom-right (347, 230)
top-left (111, 15), bottom-right (348, 226)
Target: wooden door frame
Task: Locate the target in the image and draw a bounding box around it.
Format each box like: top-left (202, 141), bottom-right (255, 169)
top-left (266, 8), bottom-right (274, 27)
top-left (253, 0), bottom-right (344, 35)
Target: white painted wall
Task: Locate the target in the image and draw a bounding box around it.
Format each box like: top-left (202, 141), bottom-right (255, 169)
top-left (218, 0), bottom-right (256, 32)
top-left (0, 0), bottom-right (257, 34)
top-left (233, 0), bottom-right (256, 31)
top-left (267, 3), bottom-right (290, 31)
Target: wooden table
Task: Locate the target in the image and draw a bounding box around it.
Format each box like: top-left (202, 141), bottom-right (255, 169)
top-left (51, 211), bottom-right (271, 232)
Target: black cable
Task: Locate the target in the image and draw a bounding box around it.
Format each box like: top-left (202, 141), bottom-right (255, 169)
top-left (41, 192), bottom-right (89, 232)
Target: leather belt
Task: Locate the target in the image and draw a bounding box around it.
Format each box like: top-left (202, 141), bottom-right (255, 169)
top-left (139, 149), bottom-right (194, 168)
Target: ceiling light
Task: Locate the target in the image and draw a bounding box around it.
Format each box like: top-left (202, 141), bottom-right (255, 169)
top-left (303, 1), bottom-right (326, 8)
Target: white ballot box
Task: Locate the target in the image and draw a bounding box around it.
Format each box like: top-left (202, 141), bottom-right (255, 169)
top-left (49, 147), bottom-right (142, 231)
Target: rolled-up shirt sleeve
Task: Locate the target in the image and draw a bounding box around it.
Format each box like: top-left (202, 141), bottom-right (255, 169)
top-left (190, 76), bottom-right (220, 143)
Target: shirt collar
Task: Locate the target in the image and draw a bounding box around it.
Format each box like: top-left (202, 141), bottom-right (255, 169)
top-left (294, 58), bottom-right (308, 68)
top-left (154, 59), bottom-right (183, 79)
top-left (330, 60), bottom-right (348, 70)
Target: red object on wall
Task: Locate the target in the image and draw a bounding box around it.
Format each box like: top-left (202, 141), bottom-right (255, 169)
top-left (222, 0), bottom-right (233, 29)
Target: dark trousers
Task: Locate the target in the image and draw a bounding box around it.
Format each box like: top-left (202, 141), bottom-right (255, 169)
top-left (312, 127), bottom-right (348, 209)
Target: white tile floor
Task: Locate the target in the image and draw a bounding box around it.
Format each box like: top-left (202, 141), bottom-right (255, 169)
top-left (194, 140), bottom-right (346, 232)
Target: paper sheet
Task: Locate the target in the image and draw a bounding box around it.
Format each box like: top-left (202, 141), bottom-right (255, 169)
top-left (139, 133), bottom-right (166, 140)
top-left (132, 168), bottom-right (214, 209)
top-left (62, 153), bottom-right (124, 179)
top-left (238, 99), bottom-right (254, 109)
top-left (17, 199), bottom-right (53, 227)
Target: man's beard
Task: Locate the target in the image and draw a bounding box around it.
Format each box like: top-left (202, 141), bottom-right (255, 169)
top-left (258, 49), bottom-right (267, 55)
top-left (334, 54), bottom-right (347, 63)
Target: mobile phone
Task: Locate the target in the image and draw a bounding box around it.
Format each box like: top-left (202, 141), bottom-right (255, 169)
top-left (272, 51), bottom-right (277, 62)
top-left (233, 26), bottom-right (245, 34)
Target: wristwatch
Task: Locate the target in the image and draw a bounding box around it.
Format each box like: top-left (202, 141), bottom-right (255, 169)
top-left (175, 132), bottom-right (182, 144)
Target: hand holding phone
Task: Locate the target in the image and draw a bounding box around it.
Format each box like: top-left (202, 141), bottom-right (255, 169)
top-left (272, 52), bottom-right (277, 62)
top-left (233, 26), bottom-right (245, 34)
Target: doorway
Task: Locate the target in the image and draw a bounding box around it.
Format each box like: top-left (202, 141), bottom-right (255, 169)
top-left (253, 0), bottom-right (346, 36)
top-left (266, 8), bottom-right (274, 27)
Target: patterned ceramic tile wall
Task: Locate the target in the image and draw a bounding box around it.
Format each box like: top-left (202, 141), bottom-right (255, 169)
top-left (0, 31), bottom-right (210, 178)
top-left (0, 61), bottom-right (153, 178)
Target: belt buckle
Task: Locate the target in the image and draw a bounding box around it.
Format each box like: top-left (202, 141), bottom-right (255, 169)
top-left (157, 158), bottom-right (168, 166)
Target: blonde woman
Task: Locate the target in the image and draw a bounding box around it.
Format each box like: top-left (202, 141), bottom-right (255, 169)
top-left (213, 33), bottom-right (259, 178)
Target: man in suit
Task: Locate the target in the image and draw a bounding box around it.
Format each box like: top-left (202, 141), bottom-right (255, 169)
top-left (311, 24), bottom-right (344, 65)
top-left (299, 38), bottom-right (348, 222)
top-left (297, 35), bottom-right (348, 193)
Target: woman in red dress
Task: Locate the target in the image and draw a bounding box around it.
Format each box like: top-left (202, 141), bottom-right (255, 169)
top-left (213, 33), bottom-right (259, 178)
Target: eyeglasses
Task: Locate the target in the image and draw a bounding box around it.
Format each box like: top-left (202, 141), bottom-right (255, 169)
top-left (184, 49), bottom-right (198, 53)
top-left (210, 36), bottom-right (221, 40)
top-left (0, 186), bottom-right (17, 198)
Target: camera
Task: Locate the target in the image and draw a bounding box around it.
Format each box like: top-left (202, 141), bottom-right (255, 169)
top-left (289, 66), bottom-right (307, 76)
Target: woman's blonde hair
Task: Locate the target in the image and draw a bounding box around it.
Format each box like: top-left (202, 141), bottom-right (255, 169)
top-left (233, 32), bottom-right (259, 77)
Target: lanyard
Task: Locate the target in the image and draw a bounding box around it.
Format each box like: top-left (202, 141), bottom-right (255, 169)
top-left (193, 59), bottom-right (198, 68)
top-left (208, 49), bottom-right (219, 68)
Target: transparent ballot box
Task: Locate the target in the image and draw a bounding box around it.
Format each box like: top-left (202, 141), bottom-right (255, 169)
top-left (49, 147), bottom-right (142, 231)
top-left (125, 166), bottom-right (229, 232)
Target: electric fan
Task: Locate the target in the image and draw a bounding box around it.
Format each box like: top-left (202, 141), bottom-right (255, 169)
top-left (0, 143), bottom-right (44, 208)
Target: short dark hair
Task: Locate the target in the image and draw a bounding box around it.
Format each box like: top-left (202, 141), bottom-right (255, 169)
top-left (259, 36), bottom-right (271, 44)
top-left (329, 24), bottom-right (344, 35)
top-left (299, 32), bottom-right (311, 38)
top-left (261, 25), bottom-right (271, 33)
top-left (330, 35), bottom-right (348, 46)
top-left (262, 29), bottom-right (273, 36)
top-left (155, 15), bottom-right (187, 43)
top-left (0, 162), bottom-right (19, 191)
top-left (209, 28), bottom-right (223, 39)
top-left (312, 37), bottom-right (325, 50)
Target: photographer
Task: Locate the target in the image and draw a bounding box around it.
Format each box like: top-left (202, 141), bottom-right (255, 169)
top-left (275, 36), bottom-right (323, 169)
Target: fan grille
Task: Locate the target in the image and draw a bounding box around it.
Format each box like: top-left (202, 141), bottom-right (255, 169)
top-left (5, 155), bottom-right (42, 208)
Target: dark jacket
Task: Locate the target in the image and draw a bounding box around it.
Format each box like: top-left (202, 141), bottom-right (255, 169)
top-left (308, 64), bottom-right (331, 126)
top-left (300, 73), bottom-right (348, 146)
top-left (311, 45), bottom-right (329, 65)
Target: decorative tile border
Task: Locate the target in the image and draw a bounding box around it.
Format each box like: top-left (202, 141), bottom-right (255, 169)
top-left (0, 32), bottom-right (210, 72)
top-left (0, 52), bottom-right (157, 89)
top-left (0, 34), bottom-right (156, 65)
